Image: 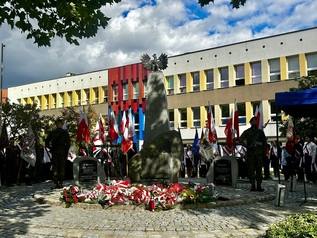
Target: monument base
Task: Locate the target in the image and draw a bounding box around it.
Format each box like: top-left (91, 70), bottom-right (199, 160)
top-left (73, 156), bottom-right (106, 189)
top-left (207, 156), bottom-right (238, 188)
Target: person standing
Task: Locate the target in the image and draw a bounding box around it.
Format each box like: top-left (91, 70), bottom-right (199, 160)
top-left (45, 118), bottom-right (71, 189)
top-left (65, 140), bottom-right (76, 180)
top-left (294, 135), bottom-right (304, 181)
top-left (269, 140), bottom-right (282, 181)
top-left (78, 139), bottom-right (89, 156)
top-left (263, 140), bottom-right (271, 180)
top-left (184, 144), bottom-right (194, 178)
top-left (239, 117), bottom-right (267, 192)
top-left (302, 133), bottom-right (317, 183)
top-left (235, 142), bottom-right (248, 179)
top-left (34, 136), bottom-right (45, 183)
top-left (4, 137), bottom-right (20, 186)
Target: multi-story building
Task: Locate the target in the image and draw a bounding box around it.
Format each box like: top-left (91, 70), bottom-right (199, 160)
top-left (8, 27), bottom-right (317, 151)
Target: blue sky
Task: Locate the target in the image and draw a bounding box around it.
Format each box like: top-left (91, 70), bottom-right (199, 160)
top-left (0, 0), bottom-right (316, 89)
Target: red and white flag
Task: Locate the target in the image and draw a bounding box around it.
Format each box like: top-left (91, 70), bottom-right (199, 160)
top-left (127, 108), bottom-right (135, 139)
top-left (92, 114), bottom-right (105, 157)
top-left (207, 102), bottom-right (217, 142)
top-left (223, 110), bottom-right (234, 155)
top-left (108, 110), bottom-right (119, 143)
top-left (76, 110), bottom-right (90, 142)
top-left (120, 109), bottom-right (135, 154)
top-left (286, 115), bottom-right (294, 141)
top-left (233, 100), bottom-right (239, 139)
top-left (255, 102), bottom-right (264, 129)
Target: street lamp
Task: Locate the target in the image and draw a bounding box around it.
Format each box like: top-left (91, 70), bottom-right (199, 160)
top-left (0, 43), bottom-right (5, 126)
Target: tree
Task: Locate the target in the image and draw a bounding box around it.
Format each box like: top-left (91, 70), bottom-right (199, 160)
top-left (59, 104), bottom-right (98, 142)
top-left (198, 0), bottom-right (247, 8)
top-left (1, 102), bottom-right (54, 139)
top-left (279, 76), bottom-right (317, 139)
top-left (0, 0), bottom-right (121, 47)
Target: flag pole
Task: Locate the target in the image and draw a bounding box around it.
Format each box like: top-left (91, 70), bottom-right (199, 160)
top-left (125, 153), bottom-right (129, 177)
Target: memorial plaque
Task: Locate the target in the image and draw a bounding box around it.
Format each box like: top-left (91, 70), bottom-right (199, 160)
top-left (214, 159), bottom-right (232, 185)
top-left (79, 160), bottom-right (98, 183)
top-left (73, 156), bottom-right (106, 188)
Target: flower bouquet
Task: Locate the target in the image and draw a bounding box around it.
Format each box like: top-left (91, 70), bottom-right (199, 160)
top-left (59, 185), bottom-right (86, 208)
top-left (59, 180), bottom-right (218, 211)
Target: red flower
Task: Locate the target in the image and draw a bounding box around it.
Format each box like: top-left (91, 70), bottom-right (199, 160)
top-left (73, 196), bottom-right (78, 203)
top-left (169, 183), bottom-right (183, 194)
top-left (196, 186), bottom-right (203, 194)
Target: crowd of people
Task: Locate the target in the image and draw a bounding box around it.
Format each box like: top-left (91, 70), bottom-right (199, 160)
top-left (181, 116), bottom-right (317, 191)
top-left (2, 116), bottom-right (317, 191)
top-left (0, 135), bottom-right (52, 187)
top-left (0, 118), bottom-right (97, 189)
top-left (0, 117), bottom-right (126, 189)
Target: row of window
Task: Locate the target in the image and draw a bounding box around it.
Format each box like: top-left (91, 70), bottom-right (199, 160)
top-left (168, 101), bottom-right (278, 129)
top-left (110, 53), bottom-right (317, 101)
top-left (165, 53), bottom-right (317, 95)
top-left (20, 87), bottom-right (108, 110)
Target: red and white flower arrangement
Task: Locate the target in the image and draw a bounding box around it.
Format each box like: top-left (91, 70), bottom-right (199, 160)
top-left (60, 180), bottom-right (218, 211)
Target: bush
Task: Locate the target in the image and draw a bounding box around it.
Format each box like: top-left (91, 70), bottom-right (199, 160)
top-left (265, 213), bottom-right (317, 238)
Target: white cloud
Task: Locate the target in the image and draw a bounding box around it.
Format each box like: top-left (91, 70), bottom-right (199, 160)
top-left (0, 0), bottom-right (316, 89)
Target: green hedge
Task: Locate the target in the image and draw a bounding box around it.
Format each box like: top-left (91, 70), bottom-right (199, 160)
top-left (265, 213), bottom-right (317, 238)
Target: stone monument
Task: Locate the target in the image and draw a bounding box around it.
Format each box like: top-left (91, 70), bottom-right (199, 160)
top-left (141, 53), bottom-right (170, 147)
top-left (128, 53), bottom-right (183, 184)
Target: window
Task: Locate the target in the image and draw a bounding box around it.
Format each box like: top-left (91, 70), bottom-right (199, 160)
top-left (76, 90), bottom-right (81, 105)
top-left (307, 53), bottom-right (317, 76)
top-left (192, 72), bottom-right (200, 92)
top-left (235, 65), bottom-right (245, 86)
top-left (269, 58), bottom-right (280, 81)
top-left (44, 95), bottom-right (49, 109)
top-left (169, 110), bottom-right (174, 129)
top-left (94, 88), bottom-right (98, 103)
top-left (206, 70), bottom-right (214, 90)
top-left (251, 62), bottom-right (262, 84)
top-left (166, 76), bottom-right (174, 95)
top-left (237, 103), bottom-right (246, 124)
top-left (61, 94), bottom-right (64, 107)
top-left (113, 85), bottom-right (118, 101)
top-left (270, 100), bottom-right (280, 122)
top-left (84, 89), bottom-right (89, 104)
top-left (192, 107), bottom-right (200, 127)
top-left (134, 113), bottom-right (139, 132)
top-left (52, 94), bottom-right (56, 109)
top-left (220, 67), bottom-right (229, 88)
top-left (179, 74), bottom-right (186, 93)
top-left (68, 92), bottom-right (72, 106)
top-left (220, 104), bottom-right (230, 125)
top-left (287, 56), bottom-right (300, 79)
top-left (103, 86), bottom-right (108, 103)
top-left (179, 108), bottom-right (187, 128)
top-left (133, 82), bottom-right (139, 99)
top-left (123, 84), bottom-right (128, 100)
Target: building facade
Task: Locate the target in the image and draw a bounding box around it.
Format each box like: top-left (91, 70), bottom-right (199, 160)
top-left (8, 27), bottom-right (317, 150)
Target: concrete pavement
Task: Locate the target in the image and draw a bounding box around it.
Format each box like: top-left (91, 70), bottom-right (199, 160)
top-left (0, 178), bottom-right (316, 238)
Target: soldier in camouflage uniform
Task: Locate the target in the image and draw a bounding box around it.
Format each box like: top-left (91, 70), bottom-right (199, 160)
top-left (239, 117), bottom-right (267, 192)
top-left (45, 118), bottom-right (70, 189)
